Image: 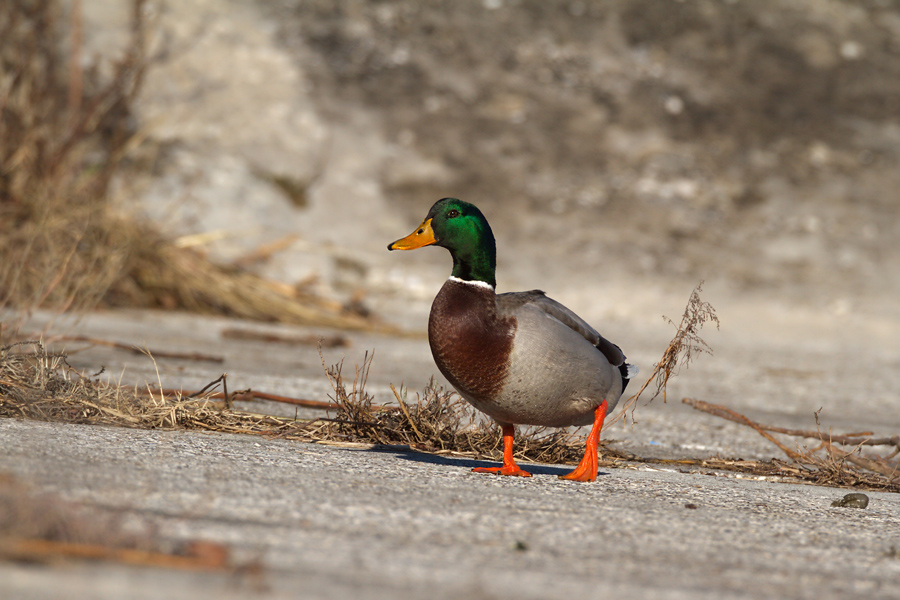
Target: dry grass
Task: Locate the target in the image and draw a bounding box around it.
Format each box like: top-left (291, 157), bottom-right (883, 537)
top-left (103, 224), bottom-right (397, 332)
top-left (0, 337), bottom-right (594, 468)
top-left (319, 351), bottom-right (594, 466)
top-left (0, 287), bottom-right (896, 493)
top-left (0, 0), bottom-right (395, 333)
top-left (0, 339), bottom-right (214, 427)
top-left (683, 398), bottom-right (900, 490)
top-left (615, 280), bottom-right (720, 425)
top-left (0, 339), bottom-right (332, 436)
top-left (0, 0), bottom-right (149, 316)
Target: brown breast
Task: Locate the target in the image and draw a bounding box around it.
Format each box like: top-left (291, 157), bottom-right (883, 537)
top-left (427, 279), bottom-right (516, 402)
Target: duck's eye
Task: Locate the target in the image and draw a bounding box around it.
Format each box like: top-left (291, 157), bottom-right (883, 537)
top-left (447, 209), bottom-right (460, 218)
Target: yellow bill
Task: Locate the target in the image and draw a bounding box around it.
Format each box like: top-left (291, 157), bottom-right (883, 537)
top-left (388, 218), bottom-right (436, 250)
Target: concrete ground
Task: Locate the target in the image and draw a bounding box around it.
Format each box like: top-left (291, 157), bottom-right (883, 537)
top-left (2, 305), bottom-right (900, 600)
top-left (2, 418), bottom-right (899, 600)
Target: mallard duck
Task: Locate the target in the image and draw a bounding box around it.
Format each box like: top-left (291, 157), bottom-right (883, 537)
top-left (388, 198), bottom-right (637, 482)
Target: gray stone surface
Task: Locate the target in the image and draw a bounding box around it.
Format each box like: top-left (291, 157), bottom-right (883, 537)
top-left (3, 306), bottom-right (900, 600)
top-left (2, 418), bottom-right (900, 600)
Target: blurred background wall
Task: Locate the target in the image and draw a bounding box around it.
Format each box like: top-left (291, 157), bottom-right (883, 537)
top-left (54, 0), bottom-right (900, 327)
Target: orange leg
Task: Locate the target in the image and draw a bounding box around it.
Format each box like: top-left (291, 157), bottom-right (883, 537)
top-left (559, 400), bottom-right (608, 482)
top-left (472, 423), bottom-right (532, 477)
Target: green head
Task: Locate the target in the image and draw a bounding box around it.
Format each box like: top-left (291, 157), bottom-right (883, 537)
top-left (388, 198), bottom-right (497, 288)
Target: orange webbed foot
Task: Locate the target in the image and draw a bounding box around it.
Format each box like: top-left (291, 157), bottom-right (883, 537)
top-left (559, 400), bottom-right (608, 483)
top-left (473, 423), bottom-right (532, 477)
top-left (558, 459), bottom-right (596, 482)
top-left (473, 465), bottom-right (533, 477)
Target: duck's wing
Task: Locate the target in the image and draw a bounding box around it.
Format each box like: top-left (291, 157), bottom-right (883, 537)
top-left (497, 290), bottom-right (632, 372)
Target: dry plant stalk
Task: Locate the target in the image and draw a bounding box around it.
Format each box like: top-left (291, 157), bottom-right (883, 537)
top-left (614, 281), bottom-right (719, 425)
top-left (1, 339), bottom-right (897, 491)
top-left (0, 0), bottom-right (398, 333)
top-left (684, 398), bottom-right (900, 489)
top-left (0, 0), bottom-right (150, 318)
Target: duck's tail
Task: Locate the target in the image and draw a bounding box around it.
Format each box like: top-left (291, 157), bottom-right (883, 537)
top-left (619, 363), bottom-right (639, 393)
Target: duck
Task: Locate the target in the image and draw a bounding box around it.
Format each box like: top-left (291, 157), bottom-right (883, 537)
top-left (388, 198), bottom-right (637, 482)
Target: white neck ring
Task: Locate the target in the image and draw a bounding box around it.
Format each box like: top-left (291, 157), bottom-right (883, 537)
top-left (448, 276), bottom-right (494, 291)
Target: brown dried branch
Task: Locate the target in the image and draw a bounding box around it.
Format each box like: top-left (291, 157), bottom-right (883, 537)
top-left (685, 398), bottom-right (900, 450)
top-left (220, 328), bottom-right (350, 348)
top-left (683, 399), bottom-right (803, 461)
top-left (0, 538), bottom-right (230, 571)
top-left (0, 472), bottom-right (240, 571)
top-left (819, 439), bottom-right (900, 480)
top-left (52, 335), bottom-right (224, 363)
top-left (684, 397), bottom-right (899, 485)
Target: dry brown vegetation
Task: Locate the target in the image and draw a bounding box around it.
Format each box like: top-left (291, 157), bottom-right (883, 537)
top-left (0, 281), bottom-right (897, 493)
top-left (0, 339), bottom-right (587, 466)
top-left (320, 352), bottom-right (591, 467)
top-left (683, 398), bottom-right (900, 490)
top-left (0, 0), bottom-right (391, 332)
top-left (0, 0), bottom-right (148, 315)
top-left (615, 281), bottom-right (720, 424)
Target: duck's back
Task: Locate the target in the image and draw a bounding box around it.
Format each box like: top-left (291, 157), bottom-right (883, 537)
top-left (493, 291), bottom-right (625, 427)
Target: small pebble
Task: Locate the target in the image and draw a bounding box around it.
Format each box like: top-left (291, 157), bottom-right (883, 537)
top-left (831, 492), bottom-right (869, 508)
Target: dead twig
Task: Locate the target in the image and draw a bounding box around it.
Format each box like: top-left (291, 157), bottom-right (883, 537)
top-left (0, 538), bottom-right (230, 571)
top-left (0, 472), bottom-right (245, 572)
top-left (232, 235), bottom-right (298, 268)
top-left (819, 439), bottom-right (900, 481)
top-left (683, 397), bottom-right (899, 485)
top-left (52, 335), bottom-right (224, 363)
top-left (135, 384), bottom-right (401, 413)
top-left (186, 375), bottom-right (227, 398)
top-left (222, 373), bottom-right (231, 410)
top-left (683, 398), bottom-right (804, 461)
top-left (685, 398), bottom-right (900, 450)
top-left (220, 328), bottom-right (349, 348)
